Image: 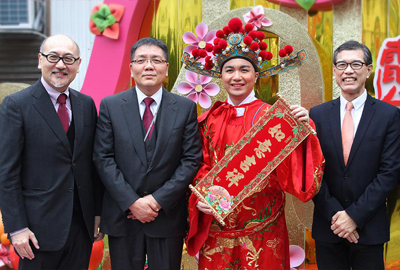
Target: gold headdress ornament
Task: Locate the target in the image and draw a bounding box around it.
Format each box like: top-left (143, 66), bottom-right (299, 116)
top-left (181, 16), bottom-right (308, 78)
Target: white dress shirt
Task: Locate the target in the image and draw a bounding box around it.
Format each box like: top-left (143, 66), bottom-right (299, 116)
top-left (136, 86), bottom-right (163, 120)
top-left (227, 91), bottom-right (257, 117)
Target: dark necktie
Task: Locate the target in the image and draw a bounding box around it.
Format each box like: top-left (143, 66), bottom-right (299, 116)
top-left (143, 97), bottom-right (155, 140)
top-left (57, 94), bottom-right (69, 133)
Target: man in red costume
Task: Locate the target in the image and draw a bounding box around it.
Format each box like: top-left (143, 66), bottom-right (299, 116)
top-left (182, 18), bottom-right (325, 269)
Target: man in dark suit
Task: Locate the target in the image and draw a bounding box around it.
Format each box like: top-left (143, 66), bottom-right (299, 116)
top-left (0, 35), bottom-right (103, 269)
top-left (93, 37), bottom-right (202, 270)
top-left (310, 40), bottom-right (400, 270)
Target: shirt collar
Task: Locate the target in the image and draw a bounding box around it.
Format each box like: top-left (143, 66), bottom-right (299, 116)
top-left (227, 91), bottom-right (256, 106)
top-left (41, 77), bottom-right (69, 104)
top-left (136, 86), bottom-right (163, 105)
top-left (340, 90), bottom-right (367, 111)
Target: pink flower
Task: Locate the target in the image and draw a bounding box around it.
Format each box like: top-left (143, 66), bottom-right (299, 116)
top-left (243, 5), bottom-right (272, 30)
top-left (177, 70), bottom-right (219, 109)
top-left (219, 198), bottom-right (232, 211)
top-left (183, 22), bottom-right (216, 63)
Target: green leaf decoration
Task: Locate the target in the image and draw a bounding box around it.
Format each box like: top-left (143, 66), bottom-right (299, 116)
top-left (91, 5), bottom-right (117, 33)
top-left (276, 112), bottom-right (285, 119)
top-left (295, 0), bottom-right (316, 11)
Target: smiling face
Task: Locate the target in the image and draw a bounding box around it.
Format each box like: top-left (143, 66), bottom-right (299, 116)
top-left (38, 35), bottom-right (81, 92)
top-left (333, 49), bottom-right (372, 101)
top-left (221, 58), bottom-right (259, 106)
top-left (130, 45), bottom-right (169, 96)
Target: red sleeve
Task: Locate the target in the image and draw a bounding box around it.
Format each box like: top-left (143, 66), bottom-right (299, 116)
top-left (275, 120), bottom-right (325, 202)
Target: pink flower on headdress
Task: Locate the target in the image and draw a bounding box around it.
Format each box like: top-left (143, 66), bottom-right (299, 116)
top-left (177, 70), bottom-right (219, 109)
top-left (243, 5), bottom-right (272, 30)
top-left (183, 22), bottom-right (216, 64)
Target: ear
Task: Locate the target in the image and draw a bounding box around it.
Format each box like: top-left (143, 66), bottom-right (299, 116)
top-left (38, 53), bottom-right (42, 69)
top-left (129, 63), bottom-right (134, 77)
top-left (366, 64), bottom-right (373, 77)
top-left (165, 62), bottom-right (169, 77)
top-left (255, 72), bottom-right (259, 82)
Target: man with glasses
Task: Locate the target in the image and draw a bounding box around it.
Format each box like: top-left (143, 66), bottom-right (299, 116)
top-left (0, 34), bottom-right (103, 269)
top-left (93, 37), bottom-right (202, 270)
top-left (310, 40), bottom-right (400, 270)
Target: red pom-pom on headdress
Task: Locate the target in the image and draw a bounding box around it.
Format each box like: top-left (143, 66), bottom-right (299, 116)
top-left (244, 23), bottom-right (254, 33)
top-left (257, 31), bottom-right (266, 41)
top-left (259, 41), bottom-right (267, 50)
top-left (216, 30), bottom-right (225, 38)
top-left (205, 43), bottom-right (213, 52)
top-left (259, 50), bottom-right (267, 60)
top-left (284, 45), bottom-right (293, 55)
top-left (228, 17), bottom-right (243, 33)
top-left (218, 39), bottom-right (228, 49)
top-left (223, 26), bottom-right (231, 35)
top-left (192, 48), bottom-right (200, 58)
top-left (204, 62), bottom-right (214, 70)
top-left (278, 49), bottom-right (287, 58)
top-left (199, 49), bottom-right (207, 58)
top-left (250, 42), bottom-right (259, 51)
top-left (213, 46), bottom-right (222, 54)
top-left (248, 30), bottom-right (258, 40)
top-left (243, 36), bottom-right (253, 45)
top-left (213, 38), bottom-right (221, 45)
top-left (266, 51), bottom-right (273, 60)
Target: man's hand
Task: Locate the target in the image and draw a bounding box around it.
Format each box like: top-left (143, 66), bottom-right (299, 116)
top-left (290, 105), bottom-right (309, 124)
top-left (11, 229), bottom-right (39, 260)
top-left (94, 216), bottom-right (104, 242)
top-left (127, 197), bottom-right (159, 223)
top-left (345, 230), bottom-right (360, 244)
top-left (331, 211), bottom-right (358, 243)
top-left (196, 201), bottom-right (213, 215)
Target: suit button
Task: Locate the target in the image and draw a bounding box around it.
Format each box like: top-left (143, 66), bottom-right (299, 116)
top-left (143, 191), bottom-right (148, 195)
top-left (148, 147), bottom-right (152, 152)
top-left (344, 197), bottom-right (349, 202)
top-left (147, 159), bottom-right (151, 163)
top-left (72, 162), bottom-right (76, 167)
top-left (344, 175), bottom-right (349, 179)
top-left (69, 188), bottom-right (73, 193)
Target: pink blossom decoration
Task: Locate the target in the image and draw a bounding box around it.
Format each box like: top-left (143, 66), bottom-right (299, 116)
top-left (218, 198), bottom-right (232, 211)
top-left (183, 22), bottom-right (216, 63)
top-left (177, 70), bottom-right (219, 109)
top-left (243, 5), bottom-right (272, 30)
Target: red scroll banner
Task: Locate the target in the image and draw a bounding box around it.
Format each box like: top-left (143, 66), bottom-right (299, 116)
top-left (189, 96), bottom-right (316, 226)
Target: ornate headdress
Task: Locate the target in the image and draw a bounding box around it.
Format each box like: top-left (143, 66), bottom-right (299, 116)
top-left (182, 15), bottom-right (307, 78)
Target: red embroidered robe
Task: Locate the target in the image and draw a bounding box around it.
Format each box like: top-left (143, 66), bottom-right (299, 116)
top-left (186, 99), bottom-right (324, 270)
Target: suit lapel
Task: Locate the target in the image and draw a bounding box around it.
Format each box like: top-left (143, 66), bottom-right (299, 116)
top-left (69, 89), bottom-right (83, 157)
top-left (148, 89), bottom-right (178, 172)
top-left (346, 94), bottom-right (375, 168)
top-left (121, 87), bottom-right (148, 167)
top-left (329, 98), bottom-right (345, 170)
top-left (31, 81), bottom-right (72, 157)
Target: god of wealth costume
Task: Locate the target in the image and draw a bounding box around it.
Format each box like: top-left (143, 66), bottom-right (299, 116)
top-left (181, 17), bottom-right (325, 269)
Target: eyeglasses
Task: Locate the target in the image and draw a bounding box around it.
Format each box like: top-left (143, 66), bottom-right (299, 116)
top-left (131, 58), bottom-right (167, 65)
top-left (40, 52), bottom-right (80, 65)
top-left (334, 61), bottom-right (366, 70)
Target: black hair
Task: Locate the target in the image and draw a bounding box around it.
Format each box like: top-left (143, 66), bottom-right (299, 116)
top-left (333, 40), bottom-right (372, 65)
top-left (130, 37), bottom-right (168, 62)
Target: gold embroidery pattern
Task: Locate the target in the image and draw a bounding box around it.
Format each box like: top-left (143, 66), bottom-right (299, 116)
top-left (266, 238), bottom-right (281, 259)
top-left (313, 160), bottom-right (325, 195)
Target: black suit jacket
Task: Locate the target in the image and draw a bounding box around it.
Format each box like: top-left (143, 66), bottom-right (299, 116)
top-left (93, 87), bottom-right (202, 238)
top-left (0, 80), bottom-right (102, 251)
top-left (310, 94), bottom-right (400, 245)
